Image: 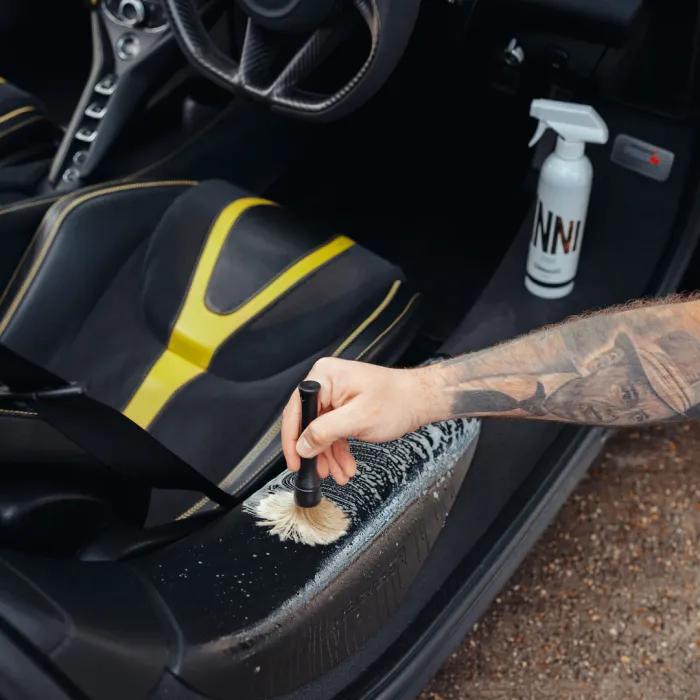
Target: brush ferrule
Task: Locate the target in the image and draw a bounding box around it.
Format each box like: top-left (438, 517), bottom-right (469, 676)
top-left (294, 484), bottom-right (322, 508)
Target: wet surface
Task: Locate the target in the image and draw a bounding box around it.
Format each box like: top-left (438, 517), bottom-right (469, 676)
top-left (140, 420), bottom-right (480, 699)
top-left (420, 423), bottom-right (700, 700)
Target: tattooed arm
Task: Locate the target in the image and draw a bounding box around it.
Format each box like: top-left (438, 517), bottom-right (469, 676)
top-left (282, 296), bottom-right (700, 478)
top-left (428, 296), bottom-right (700, 426)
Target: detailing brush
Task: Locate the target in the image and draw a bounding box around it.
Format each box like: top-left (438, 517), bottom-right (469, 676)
top-left (252, 380), bottom-right (350, 546)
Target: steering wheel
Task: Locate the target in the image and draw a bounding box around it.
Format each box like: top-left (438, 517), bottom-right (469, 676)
top-left (162, 0), bottom-right (421, 121)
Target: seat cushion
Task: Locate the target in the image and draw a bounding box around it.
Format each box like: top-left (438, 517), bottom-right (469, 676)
top-left (0, 78), bottom-right (55, 165)
top-left (0, 180), bottom-right (420, 525)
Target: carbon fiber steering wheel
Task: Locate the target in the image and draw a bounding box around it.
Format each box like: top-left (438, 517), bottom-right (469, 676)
top-left (162, 0), bottom-right (421, 120)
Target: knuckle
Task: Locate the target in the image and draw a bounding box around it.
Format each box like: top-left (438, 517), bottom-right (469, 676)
top-left (306, 423), bottom-right (327, 446)
top-left (311, 357), bottom-right (331, 374)
top-left (312, 356), bottom-right (341, 374)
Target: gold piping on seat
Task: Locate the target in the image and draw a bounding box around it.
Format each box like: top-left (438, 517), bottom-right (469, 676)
top-left (0, 116), bottom-right (44, 143)
top-left (355, 293), bottom-right (419, 361)
top-left (0, 106), bottom-right (35, 125)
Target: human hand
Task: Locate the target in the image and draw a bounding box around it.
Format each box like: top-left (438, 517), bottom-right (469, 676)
top-left (281, 358), bottom-right (438, 485)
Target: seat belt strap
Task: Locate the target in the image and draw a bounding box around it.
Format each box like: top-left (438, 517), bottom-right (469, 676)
top-left (0, 343), bottom-right (236, 510)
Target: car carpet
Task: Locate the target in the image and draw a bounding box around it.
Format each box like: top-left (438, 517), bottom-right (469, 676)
top-left (287, 121), bottom-right (533, 348)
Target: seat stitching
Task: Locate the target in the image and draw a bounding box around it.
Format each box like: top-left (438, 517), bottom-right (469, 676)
top-left (176, 283), bottom-right (415, 520)
top-left (331, 280), bottom-right (401, 357)
top-left (0, 408), bottom-right (37, 417)
top-left (0, 196), bottom-right (62, 217)
top-left (0, 180), bottom-right (197, 334)
top-left (0, 106), bottom-right (36, 125)
top-left (355, 294), bottom-right (420, 361)
top-left (0, 198), bottom-right (73, 312)
top-left (0, 116), bottom-right (44, 142)
top-left (232, 448), bottom-right (283, 496)
top-left (215, 418), bottom-right (283, 492)
top-left (0, 179), bottom-right (128, 224)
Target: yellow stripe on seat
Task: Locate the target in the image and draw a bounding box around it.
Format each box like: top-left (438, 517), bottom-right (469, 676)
top-left (123, 197), bottom-right (355, 429)
top-left (123, 350), bottom-right (204, 428)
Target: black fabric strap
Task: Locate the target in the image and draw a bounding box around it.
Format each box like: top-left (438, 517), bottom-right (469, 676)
top-left (0, 343), bottom-right (236, 509)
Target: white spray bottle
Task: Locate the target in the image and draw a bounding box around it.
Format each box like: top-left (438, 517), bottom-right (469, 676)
top-left (525, 99), bottom-right (609, 299)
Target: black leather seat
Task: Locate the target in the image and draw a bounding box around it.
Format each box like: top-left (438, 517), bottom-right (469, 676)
top-left (0, 78), bottom-right (56, 175)
top-left (0, 179), bottom-right (419, 529)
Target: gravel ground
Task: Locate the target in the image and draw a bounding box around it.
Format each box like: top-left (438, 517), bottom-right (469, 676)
top-left (419, 422), bottom-right (700, 700)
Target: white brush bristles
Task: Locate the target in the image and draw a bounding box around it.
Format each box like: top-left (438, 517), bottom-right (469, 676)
top-left (252, 491), bottom-right (350, 546)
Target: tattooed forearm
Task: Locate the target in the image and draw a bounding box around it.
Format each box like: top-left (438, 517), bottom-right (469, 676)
top-left (423, 295), bottom-right (700, 427)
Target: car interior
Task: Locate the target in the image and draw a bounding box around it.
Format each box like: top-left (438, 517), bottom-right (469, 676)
top-left (0, 0), bottom-right (699, 698)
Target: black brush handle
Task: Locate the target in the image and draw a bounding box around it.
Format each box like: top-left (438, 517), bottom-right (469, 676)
top-left (294, 380), bottom-right (322, 508)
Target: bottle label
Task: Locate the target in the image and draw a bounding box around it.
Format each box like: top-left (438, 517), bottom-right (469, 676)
top-left (526, 198), bottom-right (584, 288)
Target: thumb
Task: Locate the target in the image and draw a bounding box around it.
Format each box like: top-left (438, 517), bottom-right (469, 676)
top-left (297, 404), bottom-right (359, 458)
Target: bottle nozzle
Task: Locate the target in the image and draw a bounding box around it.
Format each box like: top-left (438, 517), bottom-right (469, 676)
top-left (528, 120), bottom-right (548, 148)
top-left (528, 99), bottom-right (608, 154)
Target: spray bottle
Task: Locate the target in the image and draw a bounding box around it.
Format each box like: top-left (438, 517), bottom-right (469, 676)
top-left (525, 99), bottom-right (609, 299)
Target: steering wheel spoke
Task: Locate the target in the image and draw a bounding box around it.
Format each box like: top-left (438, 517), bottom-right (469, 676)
top-left (270, 9), bottom-right (363, 98)
top-left (163, 0), bottom-right (421, 121)
top-left (238, 20), bottom-right (286, 87)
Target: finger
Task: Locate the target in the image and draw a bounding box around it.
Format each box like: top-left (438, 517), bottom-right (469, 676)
top-left (303, 358), bottom-right (345, 412)
top-left (325, 446), bottom-right (349, 486)
top-left (297, 403), bottom-right (361, 459)
top-left (332, 439), bottom-right (356, 480)
top-left (316, 453), bottom-right (331, 479)
top-left (281, 391), bottom-right (303, 471)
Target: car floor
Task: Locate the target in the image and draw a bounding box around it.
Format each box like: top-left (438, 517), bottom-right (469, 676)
top-left (274, 86), bottom-right (535, 354)
top-left (419, 421), bottom-right (700, 700)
